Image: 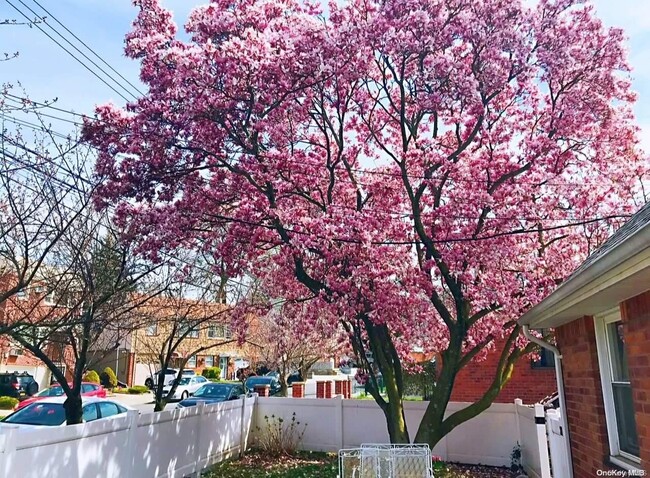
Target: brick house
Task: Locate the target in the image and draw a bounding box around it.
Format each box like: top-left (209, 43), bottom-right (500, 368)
top-left (90, 298), bottom-right (263, 387)
top-left (0, 278), bottom-right (76, 388)
top-left (520, 203), bottom-right (650, 478)
top-left (410, 346), bottom-right (556, 404)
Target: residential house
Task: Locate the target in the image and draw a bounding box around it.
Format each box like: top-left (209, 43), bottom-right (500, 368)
top-left (410, 344), bottom-right (556, 404)
top-left (520, 202), bottom-right (650, 478)
top-left (90, 297), bottom-right (263, 387)
top-left (0, 278), bottom-right (75, 389)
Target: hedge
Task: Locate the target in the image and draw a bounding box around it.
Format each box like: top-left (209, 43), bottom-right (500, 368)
top-left (84, 370), bottom-right (101, 384)
top-left (100, 367), bottom-right (118, 389)
top-left (0, 396), bottom-right (19, 409)
top-left (201, 367), bottom-right (221, 380)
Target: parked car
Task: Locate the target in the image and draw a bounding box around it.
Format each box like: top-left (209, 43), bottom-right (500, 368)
top-left (264, 371), bottom-right (302, 385)
top-left (144, 368), bottom-right (196, 389)
top-left (176, 383), bottom-right (246, 408)
top-left (0, 372), bottom-right (39, 399)
top-left (162, 375), bottom-right (210, 400)
top-left (14, 382), bottom-right (107, 411)
top-left (0, 397), bottom-right (134, 428)
top-left (287, 371), bottom-right (303, 385)
top-left (244, 376), bottom-right (282, 396)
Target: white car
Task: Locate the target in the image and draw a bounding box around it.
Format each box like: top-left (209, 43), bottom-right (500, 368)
top-left (145, 368), bottom-right (196, 389)
top-left (0, 396), bottom-right (136, 428)
top-left (162, 375), bottom-right (209, 400)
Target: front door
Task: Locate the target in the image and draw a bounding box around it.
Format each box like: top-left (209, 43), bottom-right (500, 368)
top-left (219, 356), bottom-right (228, 379)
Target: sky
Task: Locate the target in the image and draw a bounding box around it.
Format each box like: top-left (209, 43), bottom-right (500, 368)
top-left (2, 0), bottom-right (650, 148)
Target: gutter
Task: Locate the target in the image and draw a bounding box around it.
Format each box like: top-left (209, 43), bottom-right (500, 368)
top-left (523, 325), bottom-right (574, 478)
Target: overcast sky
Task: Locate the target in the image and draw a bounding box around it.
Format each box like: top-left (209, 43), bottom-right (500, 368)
top-left (2, 0), bottom-right (650, 149)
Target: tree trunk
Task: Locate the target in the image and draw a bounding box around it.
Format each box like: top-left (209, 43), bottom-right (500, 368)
top-left (154, 397), bottom-right (167, 412)
top-left (64, 394), bottom-right (83, 425)
top-left (279, 379), bottom-right (289, 397)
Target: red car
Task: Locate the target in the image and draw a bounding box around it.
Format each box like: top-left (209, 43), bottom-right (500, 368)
top-left (14, 382), bottom-right (107, 410)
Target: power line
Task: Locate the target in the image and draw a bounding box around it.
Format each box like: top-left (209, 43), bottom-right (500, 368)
top-left (5, 0), bottom-right (134, 102)
top-left (0, 114), bottom-right (73, 140)
top-left (29, 0), bottom-right (146, 97)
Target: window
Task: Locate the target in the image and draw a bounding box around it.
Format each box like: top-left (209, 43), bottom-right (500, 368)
top-left (225, 325), bottom-right (232, 339)
top-left (178, 321), bottom-right (199, 338)
top-left (186, 355), bottom-right (197, 368)
top-left (207, 325), bottom-right (217, 339)
top-left (204, 355), bottom-right (214, 367)
top-left (595, 310), bottom-right (640, 464)
top-left (44, 291), bottom-right (56, 305)
top-left (82, 404), bottom-right (99, 422)
top-left (145, 323), bottom-right (158, 336)
top-left (98, 402), bottom-right (121, 418)
top-left (81, 384), bottom-right (95, 393)
top-left (15, 289), bottom-right (28, 300)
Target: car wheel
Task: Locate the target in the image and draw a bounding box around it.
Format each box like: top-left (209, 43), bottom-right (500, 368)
top-left (145, 378), bottom-right (153, 389)
top-left (181, 391), bottom-right (188, 400)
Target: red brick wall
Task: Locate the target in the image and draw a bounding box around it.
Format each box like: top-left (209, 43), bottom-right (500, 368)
top-left (621, 291), bottom-right (650, 468)
top-left (556, 315), bottom-right (612, 478)
top-left (450, 344), bottom-right (556, 404)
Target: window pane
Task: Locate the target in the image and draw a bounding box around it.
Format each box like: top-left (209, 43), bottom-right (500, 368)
top-left (187, 356), bottom-right (196, 368)
top-left (98, 402), bottom-right (120, 418)
top-left (612, 383), bottom-right (640, 456)
top-left (607, 322), bottom-right (630, 382)
top-left (205, 355), bottom-right (214, 367)
top-left (82, 404), bottom-right (99, 422)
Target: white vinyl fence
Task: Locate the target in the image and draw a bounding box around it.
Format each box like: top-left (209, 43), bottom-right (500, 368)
top-left (253, 396), bottom-right (520, 467)
top-left (0, 395), bottom-right (255, 478)
top-left (514, 399), bottom-right (551, 478)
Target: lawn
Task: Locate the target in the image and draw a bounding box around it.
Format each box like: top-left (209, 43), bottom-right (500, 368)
top-left (203, 451), bottom-right (517, 477)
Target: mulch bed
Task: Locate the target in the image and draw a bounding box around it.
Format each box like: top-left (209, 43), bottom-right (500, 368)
top-left (204, 450), bottom-right (519, 477)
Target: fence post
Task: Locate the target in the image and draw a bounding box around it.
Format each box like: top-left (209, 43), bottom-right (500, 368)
top-left (0, 426), bottom-right (17, 477)
top-left (514, 398), bottom-right (523, 447)
top-left (125, 410), bottom-right (139, 478)
top-left (534, 403), bottom-right (552, 478)
top-left (334, 394), bottom-right (344, 450)
top-left (194, 401), bottom-right (206, 475)
top-left (239, 395), bottom-right (248, 457)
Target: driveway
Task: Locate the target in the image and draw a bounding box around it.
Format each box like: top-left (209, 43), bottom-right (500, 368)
top-left (111, 392), bottom-right (176, 413)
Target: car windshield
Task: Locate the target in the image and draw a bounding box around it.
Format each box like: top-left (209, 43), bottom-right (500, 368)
top-left (18, 376), bottom-right (33, 385)
top-left (245, 377), bottom-right (272, 387)
top-left (4, 403), bottom-right (66, 426)
top-left (193, 384), bottom-right (231, 398)
top-left (37, 386), bottom-right (64, 397)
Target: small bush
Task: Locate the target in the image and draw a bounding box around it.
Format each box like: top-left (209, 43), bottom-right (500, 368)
top-left (255, 412), bottom-right (306, 457)
top-left (84, 370), bottom-right (100, 384)
top-left (127, 385), bottom-right (149, 394)
top-left (201, 367), bottom-right (221, 380)
top-left (0, 396), bottom-right (19, 409)
top-left (113, 388), bottom-right (129, 394)
top-left (100, 367), bottom-right (118, 389)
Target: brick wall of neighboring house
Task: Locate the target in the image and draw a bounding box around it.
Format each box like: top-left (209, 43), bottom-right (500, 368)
top-left (621, 291), bottom-right (650, 469)
top-left (449, 344), bottom-right (556, 404)
top-left (556, 315), bottom-right (612, 478)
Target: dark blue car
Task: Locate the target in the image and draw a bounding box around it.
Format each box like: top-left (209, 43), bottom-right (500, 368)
top-left (176, 383), bottom-right (246, 409)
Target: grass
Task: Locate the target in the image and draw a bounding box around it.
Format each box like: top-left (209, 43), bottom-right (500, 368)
top-left (203, 451), bottom-right (337, 478)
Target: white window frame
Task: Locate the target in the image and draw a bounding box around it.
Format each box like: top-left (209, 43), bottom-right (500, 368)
top-left (594, 308), bottom-right (641, 467)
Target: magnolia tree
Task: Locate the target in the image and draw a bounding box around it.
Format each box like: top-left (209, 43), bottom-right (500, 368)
top-left (85, 0), bottom-right (647, 445)
top-left (255, 301), bottom-right (344, 396)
